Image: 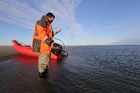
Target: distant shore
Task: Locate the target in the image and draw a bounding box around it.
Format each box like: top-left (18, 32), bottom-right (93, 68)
top-left (0, 46), bottom-right (18, 58)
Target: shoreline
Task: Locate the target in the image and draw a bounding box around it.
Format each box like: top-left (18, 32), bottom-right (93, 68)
top-left (0, 46), bottom-right (18, 58)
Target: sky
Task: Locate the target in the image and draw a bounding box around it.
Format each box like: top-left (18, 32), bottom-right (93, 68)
top-left (0, 0), bottom-right (140, 46)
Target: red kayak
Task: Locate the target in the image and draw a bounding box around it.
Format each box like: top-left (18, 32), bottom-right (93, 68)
top-left (12, 40), bottom-right (62, 60)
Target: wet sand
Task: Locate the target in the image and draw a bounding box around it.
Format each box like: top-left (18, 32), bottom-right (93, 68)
top-left (0, 55), bottom-right (55, 93)
top-left (0, 46), bottom-right (18, 58)
top-left (0, 46), bottom-right (55, 93)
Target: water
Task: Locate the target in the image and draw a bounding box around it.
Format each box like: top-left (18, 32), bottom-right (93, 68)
top-left (0, 45), bottom-right (140, 93)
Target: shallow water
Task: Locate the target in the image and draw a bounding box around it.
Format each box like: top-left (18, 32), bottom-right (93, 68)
top-left (0, 45), bottom-right (140, 93)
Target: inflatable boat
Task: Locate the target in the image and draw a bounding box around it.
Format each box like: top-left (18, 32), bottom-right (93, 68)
top-left (12, 40), bottom-right (68, 60)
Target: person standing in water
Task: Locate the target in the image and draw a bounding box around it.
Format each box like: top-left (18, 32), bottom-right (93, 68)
top-left (32, 12), bottom-right (61, 78)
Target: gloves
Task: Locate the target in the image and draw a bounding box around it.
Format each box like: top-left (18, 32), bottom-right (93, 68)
top-left (44, 38), bottom-right (54, 46)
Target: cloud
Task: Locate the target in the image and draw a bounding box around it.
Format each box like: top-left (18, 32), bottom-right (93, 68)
top-left (113, 30), bottom-right (140, 45)
top-left (0, 0), bottom-right (85, 35)
top-left (0, 0), bottom-right (40, 29)
top-left (115, 38), bottom-right (140, 45)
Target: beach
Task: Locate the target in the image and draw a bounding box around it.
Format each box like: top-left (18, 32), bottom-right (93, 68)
top-left (0, 46), bottom-right (18, 58)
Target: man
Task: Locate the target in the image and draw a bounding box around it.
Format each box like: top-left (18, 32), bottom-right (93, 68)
top-left (32, 12), bottom-right (61, 78)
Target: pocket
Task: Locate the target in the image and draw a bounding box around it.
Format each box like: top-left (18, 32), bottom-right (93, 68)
top-left (32, 39), bottom-right (41, 52)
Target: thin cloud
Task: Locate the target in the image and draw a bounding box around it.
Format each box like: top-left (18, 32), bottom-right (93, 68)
top-left (114, 38), bottom-right (140, 45)
top-left (0, 0), bottom-right (40, 29)
top-left (113, 30), bottom-right (140, 45)
top-left (0, 0), bottom-right (85, 35)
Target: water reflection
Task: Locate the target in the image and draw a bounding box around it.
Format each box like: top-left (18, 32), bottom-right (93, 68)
top-left (13, 55), bottom-right (38, 64)
top-left (12, 55), bottom-right (61, 65)
top-left (10, 55), bottom-right (63, 93)
top-left (12, 55), bottom-right (62, 80)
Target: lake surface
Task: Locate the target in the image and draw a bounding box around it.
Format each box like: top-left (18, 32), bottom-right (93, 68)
top-left (0, 45), bottom-right (140, 93)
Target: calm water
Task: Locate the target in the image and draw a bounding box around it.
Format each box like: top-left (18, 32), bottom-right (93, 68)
top-left (0, 45), bottom-right (140, 93)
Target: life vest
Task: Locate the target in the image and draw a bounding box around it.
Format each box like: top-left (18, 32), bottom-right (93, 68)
top-left (32, 16), bottom-right (53, 54)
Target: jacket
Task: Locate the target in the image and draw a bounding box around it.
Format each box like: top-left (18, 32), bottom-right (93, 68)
top-left (32, 15), bottom-right (53, 54)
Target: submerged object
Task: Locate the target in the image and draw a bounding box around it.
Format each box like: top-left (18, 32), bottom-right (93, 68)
top-left (12, 40), bottom-right (68, 60)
